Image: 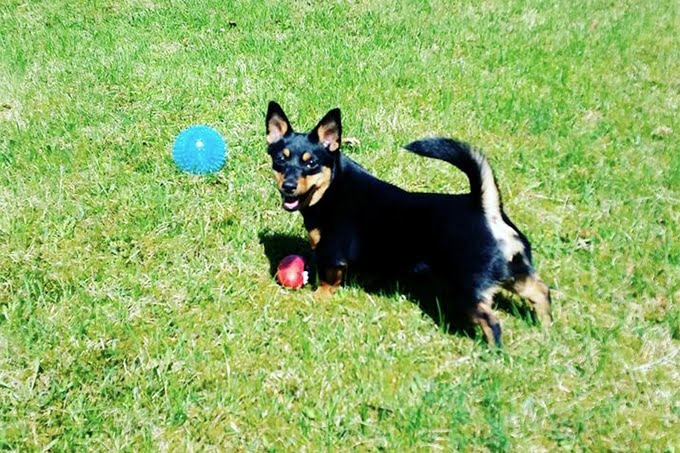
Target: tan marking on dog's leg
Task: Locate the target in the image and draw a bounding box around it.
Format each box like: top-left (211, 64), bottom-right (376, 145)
top-left (470, 298), bottom-right (502, 347)
top-left (510, 274), bottom-right (552, 325)
top-left (308, 228), bottom-right (321, 250)
top-left (314, 265), bottom-right (344, 300)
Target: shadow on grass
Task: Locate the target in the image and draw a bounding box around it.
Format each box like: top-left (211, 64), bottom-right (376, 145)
top-left (259, 230), bottom-right (538, 340)
top-left (260, 230), bottom-right (489, 339)
top-left (258, 231), bottom-right (312, 278)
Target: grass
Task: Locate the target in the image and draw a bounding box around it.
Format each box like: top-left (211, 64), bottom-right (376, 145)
top-left (0, 0), bottom-right (678, 450)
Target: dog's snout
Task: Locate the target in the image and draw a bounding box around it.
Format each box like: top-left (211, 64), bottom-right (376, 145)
top-left (281, 179), bottom-right (297, 194)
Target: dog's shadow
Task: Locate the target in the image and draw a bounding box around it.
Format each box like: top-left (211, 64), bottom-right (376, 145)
top-left (258, 231), bottom-right (536, 340)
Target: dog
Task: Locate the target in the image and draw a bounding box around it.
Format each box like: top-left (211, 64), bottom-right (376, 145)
top-left (265, 101), bottom-right (552, 346)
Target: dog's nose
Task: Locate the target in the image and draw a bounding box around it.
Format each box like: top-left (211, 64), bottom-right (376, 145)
top-left (282, 180), bottom-right (297, 194)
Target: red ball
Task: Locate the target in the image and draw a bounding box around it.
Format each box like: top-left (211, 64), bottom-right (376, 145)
top-left (276, 255), bottom-right (308, 289)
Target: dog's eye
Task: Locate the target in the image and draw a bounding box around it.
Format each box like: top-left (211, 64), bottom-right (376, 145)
top-left (305, 159), bottom-right (317, 169)
top-left (275, 154), bottom-right (287, 164)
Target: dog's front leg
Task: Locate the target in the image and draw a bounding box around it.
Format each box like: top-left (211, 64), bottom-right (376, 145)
top-left (314, 264), bottom-right (346, 299)
top-left (313, 241), bottom-right (348, 299)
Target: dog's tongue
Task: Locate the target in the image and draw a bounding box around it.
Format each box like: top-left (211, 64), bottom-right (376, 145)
top-left (284, 199), bottom-right (300, 210)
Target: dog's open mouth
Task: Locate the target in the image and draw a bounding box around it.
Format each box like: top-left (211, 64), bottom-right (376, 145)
top-left (281, 187), bottom-right (317, 212)
top-left (282, 196), bottom-right (301, 211)
top-left (281, 187), bottom-right (316, 212)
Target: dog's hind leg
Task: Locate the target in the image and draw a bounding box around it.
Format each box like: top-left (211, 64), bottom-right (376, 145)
top-left (470, 297), bottom-right (503, 347)
top-left (508, 273), bottom-right (552, 325)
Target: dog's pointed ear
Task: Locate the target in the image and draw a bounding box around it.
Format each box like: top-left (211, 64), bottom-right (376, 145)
top-left (309, 108), bottom-right (341, 152)
top-left (266, 101), bottom-right (292, 144)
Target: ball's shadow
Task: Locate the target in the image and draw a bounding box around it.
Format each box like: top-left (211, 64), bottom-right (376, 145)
top-left (258, 230), bottom-right (535, 339)
top-left (258, 231), bottom-right (313, 278)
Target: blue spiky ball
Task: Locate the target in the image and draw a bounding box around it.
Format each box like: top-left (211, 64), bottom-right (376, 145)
top-left (172, 125), bottom-right (226, 174)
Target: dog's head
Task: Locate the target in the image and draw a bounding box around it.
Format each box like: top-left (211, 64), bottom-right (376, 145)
top-left (265, 101), bottom-right (342, 212)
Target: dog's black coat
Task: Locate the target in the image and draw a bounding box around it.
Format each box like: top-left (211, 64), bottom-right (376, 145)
top-left (265, 101), bottom-right (551, 346)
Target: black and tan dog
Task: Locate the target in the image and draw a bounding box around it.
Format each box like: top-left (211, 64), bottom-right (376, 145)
top-left (265, 101), bottom-right (551, 346)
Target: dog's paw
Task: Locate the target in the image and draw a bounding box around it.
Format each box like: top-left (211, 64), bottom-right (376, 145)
top-left (313, 285), bottom-right (334, 300)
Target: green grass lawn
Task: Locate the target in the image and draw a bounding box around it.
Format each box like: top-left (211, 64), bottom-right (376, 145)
top-left (1, 0), bottom-right (678, 450)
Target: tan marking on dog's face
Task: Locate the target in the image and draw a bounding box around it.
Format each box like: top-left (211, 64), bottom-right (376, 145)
top-left (282, 148), bottom-right (291, 158)
top-left (301, 152), bottom-right (312, 162)
top-left (273, 170), bottom-right (284, 190)
top-left (296, 166), bottom-right (332, 207)
top-left (274, 166), bottom-right (332, 208)
top-left (308, 228), bottom-right (321, 250)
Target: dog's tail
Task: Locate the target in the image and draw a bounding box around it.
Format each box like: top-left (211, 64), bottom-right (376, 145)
top-left (403, 137), bottom-right (502, 216)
